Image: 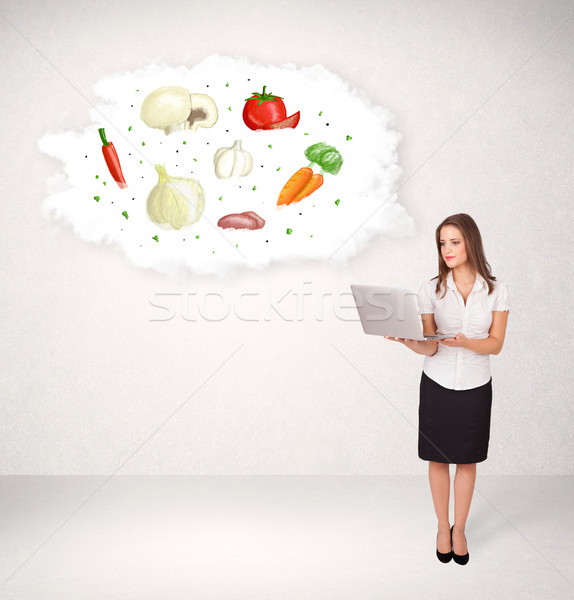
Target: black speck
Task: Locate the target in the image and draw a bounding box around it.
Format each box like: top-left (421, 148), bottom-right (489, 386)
top-left (85, 155), bottom-right (88, 158)
top-left (130, 104), bottom-right (133, 107)
top-left (225, 129), bottom-right (229, 133)
top-left (326, 123), bottom-right (330, 126)
top-left (141, 176), bottom-right (144, 178)
top-left (183, 239), bottom-right (185, 241)
top-left (176, 150), bottom-right (178, 153)
top-left (111, 202), bottom-right (114, 204)
top-left (248, 78), bottom-right (250, 81)
top-left (207, 85), bottom-right (209, 87)
top-left (299, 213), bottom-right (302, 215)
top-left (160, 142), bottom-right (162, 145)
top-left (239, 186), bottom-right (241, 189)
top-left (132, 197), bottom-right (135, 201)
top-left (121, 229), bottom-right (123, 231)
top-left (260, 165), bottom-right (264, 168)
top-left (128, 153), bottom-right (131, 156)
top-left (265, 240), bottom-right (268, 242)
top-left (207, 142), bottom-right (209, 145)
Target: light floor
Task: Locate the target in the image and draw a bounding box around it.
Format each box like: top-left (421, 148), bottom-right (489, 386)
top-left (1, 475), bottom-right (573, 599)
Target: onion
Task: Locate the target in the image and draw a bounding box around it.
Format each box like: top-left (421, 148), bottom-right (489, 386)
top-left (146, 164), bottom-right (205, 230)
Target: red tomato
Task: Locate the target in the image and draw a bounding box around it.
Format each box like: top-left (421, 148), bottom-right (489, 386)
top-left (263, 111), bottom-right (300, 130)
top-left (243, 85), bottom-right (287, 130)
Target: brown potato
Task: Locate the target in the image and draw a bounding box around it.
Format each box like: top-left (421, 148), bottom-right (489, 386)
top-left (217, 211), bottom-right (265, 230)
top-left (240, 211), bottom-right (265, 228)
top-left (218, 213), bottom-right (258, 230)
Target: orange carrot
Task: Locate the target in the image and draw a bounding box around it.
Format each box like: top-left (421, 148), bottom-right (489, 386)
top-left (277, 167), bottom-right (313, 206)
top-left (291, 173), bottom-right (323, 204)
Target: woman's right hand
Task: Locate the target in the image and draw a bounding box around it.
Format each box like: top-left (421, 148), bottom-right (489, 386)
top-left (384, 336), bottom-right (419, 351)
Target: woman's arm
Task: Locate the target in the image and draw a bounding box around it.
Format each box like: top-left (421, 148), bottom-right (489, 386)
top-left (439, 311), bottom-right (509, 355)
top-left (384, 313), bottom-right (438, 356)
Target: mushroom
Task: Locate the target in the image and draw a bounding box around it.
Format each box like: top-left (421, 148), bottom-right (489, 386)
top-left (140, 86), bottom-right (218, 135)
top-left (187, 93), bottom-right (218, 132)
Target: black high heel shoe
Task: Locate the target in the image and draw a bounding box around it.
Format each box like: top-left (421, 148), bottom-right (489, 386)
top-left (436, 527), bottom-right (453, 563)
top-left (451, 525), bottom-right (469, 565)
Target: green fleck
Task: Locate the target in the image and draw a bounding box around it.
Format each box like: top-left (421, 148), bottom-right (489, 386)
top-left (213, 250), bottom-right (215, 254)
top-left (152, 235), bottom-right (158, 242)
top-left (183, 140), bottom-right (187, 144)
top-left (335, 199), bottom-right (340, 206)
top-left (252, 185), bottom-right (256, 191)
top-left (142, 141), bottom-right (146, 146)
top-left (276, 167), bottom-right (281, 171)
top-left (236, 244), bottom-right (238, 248)
top-left (310, 234), bottom-right (313, 237)
top-left (128, 126), bottom-right (132, 131)
top-left (319, 111), bottom-right (322, 116)
top-left (268, 144), bottom-right (272, 149)
top-left (286, 228), bottom-right (292, 235)
top-left (218, 196), bottom-right (222, 201)
top-left (103, 182), bottom-right (107, 186)
top-left (95, 175), bottom-right (99, 179)
top-left (304, 142), bottom-right (344, 175)
top-left (304, 132), bottom-right (309, 135)
top-left (139, 160), bottom-right (142, 164)
top-left (193, 158), bottom-right (197, 162)
top-left (94, 196), bottom-right (100, 202)
top-left (136, 89), bottom-right (139, 92)
top-left (228, 107), bottom-right (231, 111)
top-left (195, 235), bottom-right (200, 239)
top-left (346, 135), bottom-right (352, 141)
top-left (122, 211), bottom-right (129, 219)
top-left (226, 82), bottom-right (229, 87)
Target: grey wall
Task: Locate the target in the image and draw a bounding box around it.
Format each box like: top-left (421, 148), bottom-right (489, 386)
top-left (1, 0), bottom-right (573, 474)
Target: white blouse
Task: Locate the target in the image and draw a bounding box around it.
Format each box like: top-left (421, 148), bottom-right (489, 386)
top-left (417, 270), bottom-right (510, 390)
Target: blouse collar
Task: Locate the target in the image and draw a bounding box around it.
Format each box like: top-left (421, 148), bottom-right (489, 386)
top-left (446, 270), bottom-right (488, 291)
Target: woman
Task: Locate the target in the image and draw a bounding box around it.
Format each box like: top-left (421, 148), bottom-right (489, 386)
top-left (385, 213), bottom-right (509, 565)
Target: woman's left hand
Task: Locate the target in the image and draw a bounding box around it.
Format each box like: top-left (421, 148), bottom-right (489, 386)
top-left (439, 333), bottom-right (467, 348)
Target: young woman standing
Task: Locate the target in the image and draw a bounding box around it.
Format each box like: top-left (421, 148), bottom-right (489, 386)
top-left (385, 213), bottom-right (510, 565)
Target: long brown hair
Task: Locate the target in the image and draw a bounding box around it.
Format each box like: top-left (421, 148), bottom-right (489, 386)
top-left (433, 213), bottom-right (496, 298)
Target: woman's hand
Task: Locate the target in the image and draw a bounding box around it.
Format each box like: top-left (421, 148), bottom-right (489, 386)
top-left (384, 336), bottom-right (419, 351)
top-left (438, 333), bottom-right (467, 348)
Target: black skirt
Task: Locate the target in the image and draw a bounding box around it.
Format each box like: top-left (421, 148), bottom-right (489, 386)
top-left (418, 371), bottom-right (493, 464)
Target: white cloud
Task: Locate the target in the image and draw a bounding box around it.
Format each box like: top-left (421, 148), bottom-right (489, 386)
top-left (38, 54), bottom-right (414, 277)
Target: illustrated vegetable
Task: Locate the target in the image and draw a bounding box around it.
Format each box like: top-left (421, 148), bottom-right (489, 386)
top-left (264, 111), bottom-right (300, 130)
top-left (213, 140), bottom-right (253, 178)
top-left (241, 211), bottom-right (265, 228)
top-left (98, 128), bottom-right (127, 189)
top-left (140, 86), bottom-right (218, 135)
top-left (187, 93), bottom-right (218, 131)
top-left (218, 211), bottom-right (265, 230)
top-left (277, 143), bottom-right (343, 207)
top-left (304, 142), bottom-right (344, 175)
top-left (243, 85), bottom-right (299, 130)
top-left (146, 164), bottom-right (205, 230)
top-left (277, 168), bottom-right (323, 206)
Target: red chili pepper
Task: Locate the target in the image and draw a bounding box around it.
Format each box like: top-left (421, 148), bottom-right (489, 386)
top-left (98, 127), bottom-right (127, 189)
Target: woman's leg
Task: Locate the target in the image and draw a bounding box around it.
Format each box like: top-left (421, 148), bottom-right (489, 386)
top-left (428, 461), bottom-right (451, 552)
top-left (452, 463), bottom-right (477, 554)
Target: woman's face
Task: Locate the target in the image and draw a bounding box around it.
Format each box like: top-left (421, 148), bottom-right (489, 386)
top-left (439, 225), bottom-right (468, 269)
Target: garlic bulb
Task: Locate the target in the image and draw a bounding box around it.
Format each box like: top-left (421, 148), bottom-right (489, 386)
top-left (214, 140), bottom-right (253, 178)
top-left (140, 87), bottom-right (218, 135)
top-left (146, 165), bottom-right (205, 230)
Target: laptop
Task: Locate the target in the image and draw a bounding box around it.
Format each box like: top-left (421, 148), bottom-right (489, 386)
top-left (350, 284), bottom-right (450, 340)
